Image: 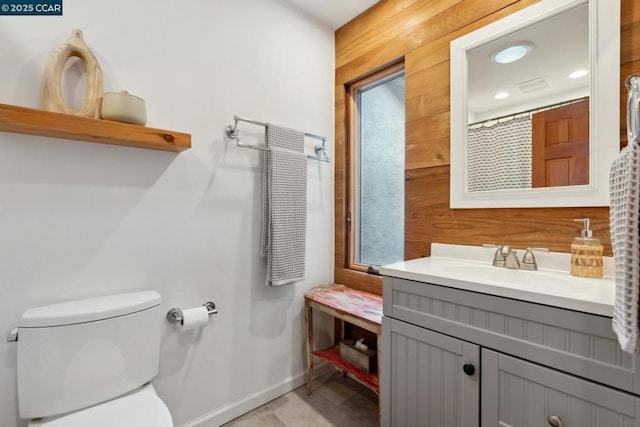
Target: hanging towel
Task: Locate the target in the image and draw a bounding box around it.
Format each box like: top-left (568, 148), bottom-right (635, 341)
top-left (610, 141), bottom-right (640, 353)
top-left (261, 125), bottom-right (307, 286)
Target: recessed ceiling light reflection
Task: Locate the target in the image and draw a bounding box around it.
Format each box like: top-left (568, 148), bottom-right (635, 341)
top-left (569, 69), bottom-right (589, 79)
top-left (492, 43), bottom-right (533, 64)
top-left (494, 92), bottom-right (510, 100)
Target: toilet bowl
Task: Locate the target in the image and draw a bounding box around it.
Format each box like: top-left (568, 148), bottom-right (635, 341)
top-left (16, 291), bottom-right (173, 426)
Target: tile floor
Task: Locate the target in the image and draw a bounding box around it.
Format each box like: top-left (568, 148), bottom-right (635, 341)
top-left (222, 371), bottom-right (380, 427)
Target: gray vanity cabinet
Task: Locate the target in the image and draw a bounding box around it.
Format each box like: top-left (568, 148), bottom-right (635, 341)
top-left (382, 317), bottom-right (479, 427)
top-left (382, 276), bottom-right (640, 427)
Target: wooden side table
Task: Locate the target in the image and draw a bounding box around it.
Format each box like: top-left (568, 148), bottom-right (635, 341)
top-left (304, 283), bottom-right (383, 395)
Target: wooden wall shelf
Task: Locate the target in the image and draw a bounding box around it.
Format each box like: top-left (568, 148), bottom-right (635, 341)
top-left (0, 103), bottom-right (191, 152)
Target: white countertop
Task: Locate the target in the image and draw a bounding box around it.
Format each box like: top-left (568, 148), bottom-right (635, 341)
top-left (380, 244), bottom-right (615, 317)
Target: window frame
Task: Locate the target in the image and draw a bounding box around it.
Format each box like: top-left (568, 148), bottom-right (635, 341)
top-left (346, 62), bottom-right (406, 273)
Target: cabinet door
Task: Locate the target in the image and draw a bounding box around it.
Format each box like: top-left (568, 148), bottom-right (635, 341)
top-left (382, 317), bottom-right (479, 427)
top-left (482, 349), bottom-right (640, 427)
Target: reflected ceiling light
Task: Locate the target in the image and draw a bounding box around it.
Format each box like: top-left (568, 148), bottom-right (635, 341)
top-left (492, 43), bottom-right (533, 64)
top-left (494, 92), bottom-right (510, 100)
top-left (569, 69), bottom-right (589, 79)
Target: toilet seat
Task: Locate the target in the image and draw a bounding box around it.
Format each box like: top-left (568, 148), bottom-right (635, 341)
top-left (28, 383), bottom-right (172, 427)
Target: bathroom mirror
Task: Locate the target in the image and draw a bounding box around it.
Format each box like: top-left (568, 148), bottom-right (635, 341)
top-left (450, 0), bottom-right (620, 208)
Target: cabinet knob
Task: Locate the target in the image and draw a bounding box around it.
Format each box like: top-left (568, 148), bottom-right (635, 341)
top-left (548, 415), bottom-right (563, 427)
top-left (462, 363), bottom-right (475, 376)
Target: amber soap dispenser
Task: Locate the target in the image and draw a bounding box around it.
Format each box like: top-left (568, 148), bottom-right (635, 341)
top-left (570, 218), bottom-right (604, 278)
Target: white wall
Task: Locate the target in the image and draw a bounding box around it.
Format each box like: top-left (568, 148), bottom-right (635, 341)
top-left (0, 1), bottom-right (334, 425)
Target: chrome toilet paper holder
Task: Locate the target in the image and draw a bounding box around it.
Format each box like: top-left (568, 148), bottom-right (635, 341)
top-left (166, 301), bottom-right (218, 324)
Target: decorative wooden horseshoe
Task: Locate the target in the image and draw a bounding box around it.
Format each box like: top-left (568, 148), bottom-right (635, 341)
top-left (43, 29), bottom-right (104, 118)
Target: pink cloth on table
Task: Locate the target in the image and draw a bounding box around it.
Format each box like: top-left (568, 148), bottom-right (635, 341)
top-left (305, 284), bottom-right (382, 325)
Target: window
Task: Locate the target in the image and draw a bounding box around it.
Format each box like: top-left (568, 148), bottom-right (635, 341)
top-left (347, 63), bottom-right (405, 271)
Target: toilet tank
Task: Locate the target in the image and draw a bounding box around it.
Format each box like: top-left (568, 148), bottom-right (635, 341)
top-left (17, 291), bottom-right (162, 419)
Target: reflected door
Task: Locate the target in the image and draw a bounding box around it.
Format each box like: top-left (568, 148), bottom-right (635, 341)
top-left (531, 98), bottom-right (589, 187)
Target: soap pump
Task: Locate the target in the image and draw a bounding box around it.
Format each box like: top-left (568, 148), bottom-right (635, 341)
top-left (570, 218), bottom-right (604, 278)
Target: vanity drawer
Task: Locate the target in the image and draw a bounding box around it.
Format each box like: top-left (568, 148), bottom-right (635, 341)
top-left (482, 349), bottom-right (640, 427)
top-left (383, 276), bottom-right (639, 394)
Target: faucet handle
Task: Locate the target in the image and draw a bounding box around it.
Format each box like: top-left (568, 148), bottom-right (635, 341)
top-left (521, 247), bottom-right (549, 271)
top-left (483, 244), bottom-right (505, 267)
top-left (528, 247), bottom-right (550, 253)
top-left (482, 243), bottom-right (500, 249)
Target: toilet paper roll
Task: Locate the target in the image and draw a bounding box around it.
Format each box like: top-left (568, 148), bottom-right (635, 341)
top-left (180, 306), bottom-right (210, 331)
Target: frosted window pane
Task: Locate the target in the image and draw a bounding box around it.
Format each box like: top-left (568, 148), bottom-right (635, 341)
top-left (358, 75), bottom-right (405, 266)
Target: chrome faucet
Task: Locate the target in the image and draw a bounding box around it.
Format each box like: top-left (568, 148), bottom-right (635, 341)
top-left (483, 244), bottom-right (549, 270)
top-left (499, 246), bottom-right (520, 269)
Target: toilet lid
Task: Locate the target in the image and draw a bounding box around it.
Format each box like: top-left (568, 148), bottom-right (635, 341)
top-left (29, 384), bottom-right (172, 427)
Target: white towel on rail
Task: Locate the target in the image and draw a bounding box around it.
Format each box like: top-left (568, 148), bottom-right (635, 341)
top-left (261, 125), bottom-right (307, 286)
top-left (610, 141), bottom-right (640, 353)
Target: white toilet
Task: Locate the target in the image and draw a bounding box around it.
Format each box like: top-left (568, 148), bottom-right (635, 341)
top-left (16, 291), bottom-right (173, 426)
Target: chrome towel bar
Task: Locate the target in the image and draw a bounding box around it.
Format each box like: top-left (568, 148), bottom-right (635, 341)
top-left (625, 74), bottom-right (640, 143)
top-left (225, 115), bottom-right (331, 163)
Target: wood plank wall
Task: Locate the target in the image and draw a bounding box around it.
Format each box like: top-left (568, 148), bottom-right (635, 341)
top-left (334, 0), bottom-right (640, 294)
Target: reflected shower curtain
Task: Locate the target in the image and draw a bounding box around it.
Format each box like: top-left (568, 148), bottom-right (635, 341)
top-left (467, 116), bottom-right (532, 192)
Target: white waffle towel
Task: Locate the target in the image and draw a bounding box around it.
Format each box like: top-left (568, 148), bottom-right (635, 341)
top-left (610, 141), bottom-right (640, 353)
top-left (261, 125), bottom-right (307, 286)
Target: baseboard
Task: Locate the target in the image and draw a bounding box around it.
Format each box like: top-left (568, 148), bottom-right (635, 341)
top-left (181, 363), bottom-right (333, 427)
